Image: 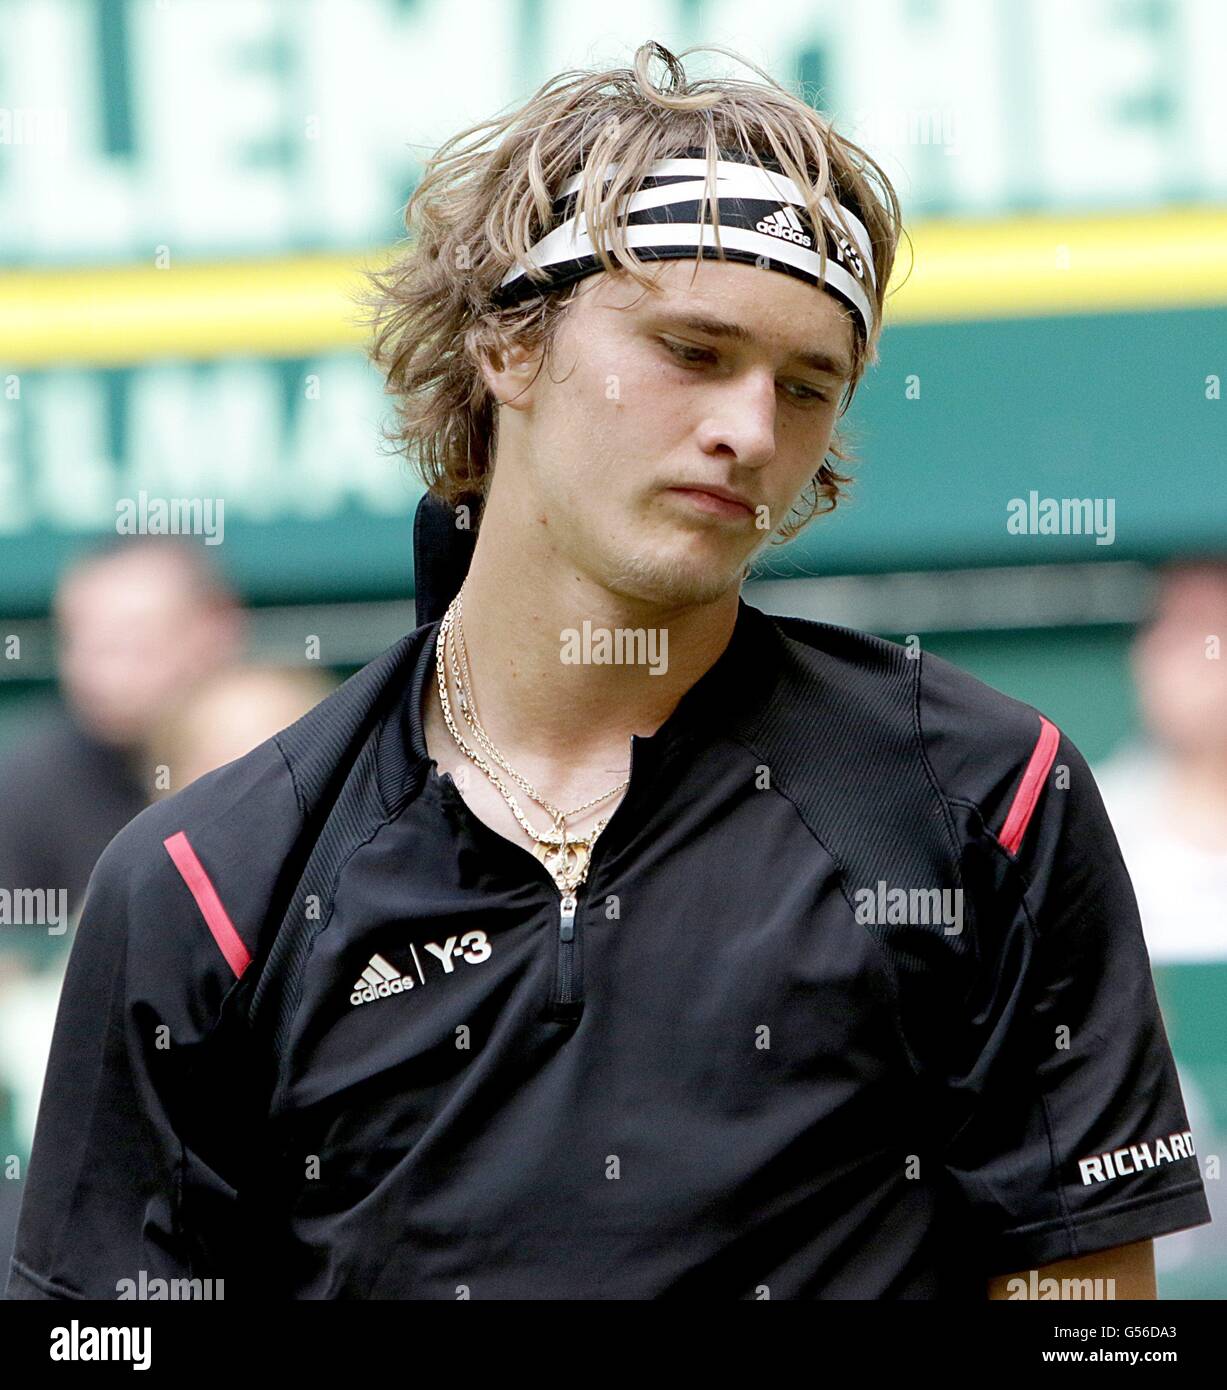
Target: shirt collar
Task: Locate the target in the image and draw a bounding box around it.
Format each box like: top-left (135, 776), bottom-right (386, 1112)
top-left (626, 595), bottom-right (782, 766)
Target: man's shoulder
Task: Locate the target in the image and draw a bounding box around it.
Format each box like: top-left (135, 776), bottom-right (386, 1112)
top-left (99, 735), bottom-right (297, 876)
top-left (763, 611), bottom-right (1066, 829)
top-left (766, 611), bottom-right (1044, 746)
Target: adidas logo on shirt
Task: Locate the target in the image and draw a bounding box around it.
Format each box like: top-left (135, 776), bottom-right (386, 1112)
top-left (348, 932), bottom-right (494, 1008)
top-left (754, 204), bottom-right (813, 248)
top-left (350, 952), bottom-right (414, 1007)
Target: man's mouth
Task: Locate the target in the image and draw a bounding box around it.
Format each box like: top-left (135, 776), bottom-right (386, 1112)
top-left (664, 486), bottom-right (754, 519)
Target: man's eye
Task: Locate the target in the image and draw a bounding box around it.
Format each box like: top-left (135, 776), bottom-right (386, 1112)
top-left (661, 338), bottom-right (832, 405)
top-left (661, 338), bottom-right (715, 365)
top-left (785, 383), bottom-right (832, 405)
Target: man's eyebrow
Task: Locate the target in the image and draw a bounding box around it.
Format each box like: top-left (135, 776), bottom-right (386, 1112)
top-left (653, 310), bottom-right (853, 379)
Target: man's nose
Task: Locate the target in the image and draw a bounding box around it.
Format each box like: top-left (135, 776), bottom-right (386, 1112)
top-left (695, 369), bottom-right (778, 466)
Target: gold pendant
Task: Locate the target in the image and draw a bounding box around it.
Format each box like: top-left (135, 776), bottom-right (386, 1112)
top-left (530, 834), bottom-right (592, 884)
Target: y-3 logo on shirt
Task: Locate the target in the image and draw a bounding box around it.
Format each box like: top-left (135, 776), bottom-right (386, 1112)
top-left (349, 932), bottom-right (492, 1007)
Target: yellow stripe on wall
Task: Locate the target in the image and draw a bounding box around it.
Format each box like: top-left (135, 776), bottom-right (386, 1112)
top-left (887, 206), bottom-right (1227, 323)
top-left (2, 254), bottom-right (384, 368)
top-left (2, 209), bottom-right (1225, 367)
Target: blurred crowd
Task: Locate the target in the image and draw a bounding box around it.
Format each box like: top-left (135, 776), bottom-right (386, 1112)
top-left (0, 537), bottom-right (338, 1273)
top-left (1093, 558), bottom-right (1227, 1288)
top-left (1095, 560), bottom-right (1227, 964)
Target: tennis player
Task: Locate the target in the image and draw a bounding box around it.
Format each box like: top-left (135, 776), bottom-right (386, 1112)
top-left (7, 40), bottom-right (1210, 1300)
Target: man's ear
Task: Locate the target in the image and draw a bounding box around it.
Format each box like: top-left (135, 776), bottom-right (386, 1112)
top-left (477, 334), bottom-right (543, 411)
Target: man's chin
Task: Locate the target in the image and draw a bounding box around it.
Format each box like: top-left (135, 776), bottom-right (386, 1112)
top-left (599, 541), bottom-right (748, 610)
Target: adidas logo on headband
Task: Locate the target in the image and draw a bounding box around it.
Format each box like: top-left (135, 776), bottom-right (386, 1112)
top-left (755, 205), bottom-right (813, 249)
top-left (492, 149), bottom-right (878, 339)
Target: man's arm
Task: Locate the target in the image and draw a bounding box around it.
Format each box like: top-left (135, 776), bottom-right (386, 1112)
top-left (917, 658), bottom-right (1211, 1280)
top-left (6, 811), bottom-right (263, 1298)
top-left (987, 1238), bottom-right (1156, 1300)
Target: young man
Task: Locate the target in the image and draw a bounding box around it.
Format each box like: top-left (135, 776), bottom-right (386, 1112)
top-left (7, 41), bottom-right (1210, 1301)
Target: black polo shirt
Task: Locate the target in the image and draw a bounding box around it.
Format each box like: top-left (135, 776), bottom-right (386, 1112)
top-left (5, 598), bottom-right (1212, 1300)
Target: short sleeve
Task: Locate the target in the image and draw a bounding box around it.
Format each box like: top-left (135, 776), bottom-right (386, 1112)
top-left (5, 822), bottom-right (261, 1300)
top-left (942, 727), bottom-right (1212, 1276)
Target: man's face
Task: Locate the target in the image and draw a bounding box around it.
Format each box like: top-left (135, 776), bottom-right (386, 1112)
top-left (485, 258), bottom-right (857, 609)
top-left (55, 551), bottom-right (241, 746)
top-left (1132, 568), bottom-right (1227, 757)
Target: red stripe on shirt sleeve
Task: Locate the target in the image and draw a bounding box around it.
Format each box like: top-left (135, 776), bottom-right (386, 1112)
top-left (162, 830), bottom-right (253, 979)
top-left (997, 714), bottom-right (1061, 856)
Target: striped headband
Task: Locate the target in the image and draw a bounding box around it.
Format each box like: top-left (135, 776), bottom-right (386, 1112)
top-left (492, 149), bottom-right (878, 339)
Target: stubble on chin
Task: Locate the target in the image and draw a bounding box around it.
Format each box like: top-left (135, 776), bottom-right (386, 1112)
top-left (599, 522), bottom-right (755, 609)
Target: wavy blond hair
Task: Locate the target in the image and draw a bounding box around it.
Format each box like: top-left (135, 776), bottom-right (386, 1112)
top-left (360, 40), bottom-right (905, 543)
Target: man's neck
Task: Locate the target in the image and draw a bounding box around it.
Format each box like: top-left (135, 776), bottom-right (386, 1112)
top-left (443, 540), bottom-right (741, 779)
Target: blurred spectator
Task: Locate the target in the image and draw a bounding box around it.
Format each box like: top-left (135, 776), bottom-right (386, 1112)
top-left (0, 535), bottom-right (244, 937)
top-left (144, 662), bottom-right (339, 796)
top-left (1096, 557), bottom-right (1227, 965)
top-left (1094, 556), bottom-right (1227, 1292)
top-left (0, 660), bottom-right (335, 1159)
top-left (0, 646), bottom-right (334, 1293)
top-left (0, 535), bottom-right (244, 1287)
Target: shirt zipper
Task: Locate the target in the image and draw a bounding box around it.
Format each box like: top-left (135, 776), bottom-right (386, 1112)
top-left (540, 733), bottom-right (655, 1023)
top-left (555, 891), bottom-right (579, 997)
top-left (543, 884), bottom-right (585, 1023)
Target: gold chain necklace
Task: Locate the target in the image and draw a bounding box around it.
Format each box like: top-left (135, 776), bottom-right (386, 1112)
top-left (449, 584), bottom-right (629, 823)
top-left (434, 587), bottom-right (629, 895)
